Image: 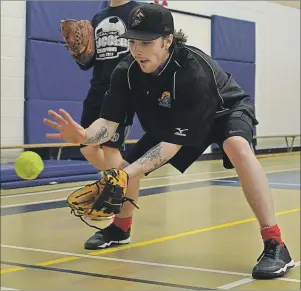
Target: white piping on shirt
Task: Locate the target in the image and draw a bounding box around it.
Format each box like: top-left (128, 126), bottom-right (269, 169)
top-left (173, 60), bottom-right (182, 100)
top-left (186, 47), bottom-right (229, 114)
top-left (127, 59), bottom-right (136, 90)
top-left (173, 71), bottom-right (177, 100)
top-left (158, 49), bottom-right (175, 76)
top-left (174, 60), bottom-right (181, 67)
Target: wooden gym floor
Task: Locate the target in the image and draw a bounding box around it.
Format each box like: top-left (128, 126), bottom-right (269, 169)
top-left (1, 153), bottom-right (300, 290)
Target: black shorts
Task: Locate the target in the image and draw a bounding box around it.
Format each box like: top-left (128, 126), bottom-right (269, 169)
top-left (125, 110), bottom-right (256, 174)
top-left (80, 94), bottom-right (131, 149)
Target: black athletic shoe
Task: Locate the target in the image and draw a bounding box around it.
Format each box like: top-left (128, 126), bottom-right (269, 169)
top-left (252, 239), bottom-right (295, 279)
top-left (84, 223), bottom-right (131, 250)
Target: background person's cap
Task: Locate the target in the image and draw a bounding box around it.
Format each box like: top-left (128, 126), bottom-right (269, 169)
top-left (119, 3), bottom-right (174, 41)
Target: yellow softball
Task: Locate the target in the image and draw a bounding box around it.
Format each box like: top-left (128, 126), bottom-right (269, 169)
top-left (14, 151), bottom-right (44, 180)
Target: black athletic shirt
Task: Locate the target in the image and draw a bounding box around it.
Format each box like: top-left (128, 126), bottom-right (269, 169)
top-left (100, 44), bottom-right (258, 146)
top-left (77, 1), bottom-right (142, 96)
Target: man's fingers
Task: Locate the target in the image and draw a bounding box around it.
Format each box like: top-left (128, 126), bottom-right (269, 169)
top-left (48, 110), bottom-right (67, 125)
top-left (45, 133), bottom-right (62, 139)
top-left (43, 118), bottom-right (61, 131)
top-left (59, 109), bottom-right (75, 124)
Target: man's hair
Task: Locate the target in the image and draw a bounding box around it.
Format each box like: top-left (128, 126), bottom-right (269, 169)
top-left (173, 29), bottom-right (187, 46)
top-left (162, 29), bottom-right (187, 47)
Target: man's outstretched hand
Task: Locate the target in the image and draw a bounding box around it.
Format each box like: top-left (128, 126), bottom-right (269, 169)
top-left (43, 109), bottom-right (88, 144)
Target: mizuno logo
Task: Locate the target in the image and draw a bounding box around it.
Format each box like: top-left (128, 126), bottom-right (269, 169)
top-left (174, 128), bottom-right (188, 136)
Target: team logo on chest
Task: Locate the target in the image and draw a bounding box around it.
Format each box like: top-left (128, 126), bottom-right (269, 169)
top-left (95, 16), bottom-right (129, 60)
top-left (158, 91), bottom-right (171, 108)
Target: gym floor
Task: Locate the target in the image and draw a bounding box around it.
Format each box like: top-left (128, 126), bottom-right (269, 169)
top-left (1, 153), bottom-right (300, 290)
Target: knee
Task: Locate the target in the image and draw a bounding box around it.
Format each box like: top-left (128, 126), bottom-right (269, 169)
top-left (223, 136), bottom-right (253, 163)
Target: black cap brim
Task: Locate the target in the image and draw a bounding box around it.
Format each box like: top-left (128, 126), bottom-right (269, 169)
top-left (119, 30), bottom-right (163, 41)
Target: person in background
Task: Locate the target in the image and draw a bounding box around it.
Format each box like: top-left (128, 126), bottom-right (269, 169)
top-left (76, 0), bottom-right (141, 177)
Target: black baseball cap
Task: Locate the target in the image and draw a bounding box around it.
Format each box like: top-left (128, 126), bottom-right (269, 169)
top-left (119, 3), bottom-right (174, 41)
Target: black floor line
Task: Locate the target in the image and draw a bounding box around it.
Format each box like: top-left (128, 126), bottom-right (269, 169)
top-left (1, 260), bottom-right (213, 290)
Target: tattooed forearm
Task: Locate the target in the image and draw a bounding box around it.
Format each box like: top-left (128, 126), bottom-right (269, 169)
top-left (137, 143), bottom-right (165, 164)
top-left (81, 118), bottom-right (119, 145)
top-left (135, 143), bottom-right (172, 173)
top-left (84, 126), bottom-right (109, 145)
top-left (123, 142), bottom-right (182, 178)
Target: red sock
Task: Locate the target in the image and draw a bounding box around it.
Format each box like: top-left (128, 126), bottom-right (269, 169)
top-left (113, 216), bottom-right (132, 232)
top-left (261, 224), bottom-right (284, 246)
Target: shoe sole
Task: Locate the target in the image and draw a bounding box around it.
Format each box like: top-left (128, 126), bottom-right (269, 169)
top-left (252, 260), bottom-right (295, 279)
top-left (84, 237), bottom-right (131, 250)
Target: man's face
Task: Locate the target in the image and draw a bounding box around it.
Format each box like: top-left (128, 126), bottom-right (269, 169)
top-left (129, 36), bottom-right (172, 73)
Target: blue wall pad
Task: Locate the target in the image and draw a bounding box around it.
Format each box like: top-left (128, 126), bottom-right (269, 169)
top-left (1, 160), bottom-right (99, 183)
top-left (26, 40), bottom-right (91, 102)
top-left (211, 15), bottom-right (255, 63)
top-left (211, 14), bottom-right (256, 147)
top-left (26, 1), bottom-right (109, 42)
top-left (216, 60), bottom-right (255, 104)
top-left (25, 100), bottom-right (83, 144)
top-left (1, 173), bottom-right (101, 190)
